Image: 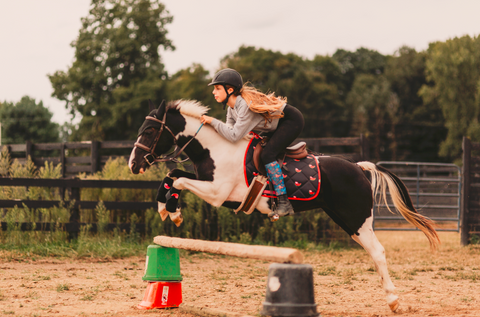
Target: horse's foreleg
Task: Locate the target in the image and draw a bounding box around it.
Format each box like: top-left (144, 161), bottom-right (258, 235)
top-left (156, 171), bottom-right (198, 225)
top-left (173, 178), bottom-right (234, 207)
top-left (351, 216), bottom-right (399, 312)
top-left (156, 177), bottom-right (174, 221)
top-left (164, 186), bottom-right (183, 226)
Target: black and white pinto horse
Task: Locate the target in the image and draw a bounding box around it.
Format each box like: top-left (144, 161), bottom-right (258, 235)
top-left (129, 100), bottom-right (440, 312)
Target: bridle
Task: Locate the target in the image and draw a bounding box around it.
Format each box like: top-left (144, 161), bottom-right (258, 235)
top-left (133, 111), bottom-right (203, 165)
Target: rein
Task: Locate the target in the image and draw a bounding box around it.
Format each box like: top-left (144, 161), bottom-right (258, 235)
top-left (134, 112), bottom-right (204, 165)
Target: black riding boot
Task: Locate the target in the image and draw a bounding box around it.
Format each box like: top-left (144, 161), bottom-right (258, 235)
top-left (276, 194), bottom-right (294, 216)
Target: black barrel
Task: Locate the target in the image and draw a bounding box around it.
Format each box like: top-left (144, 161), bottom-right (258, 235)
top-left (261, 263), bottom-right (319, 317)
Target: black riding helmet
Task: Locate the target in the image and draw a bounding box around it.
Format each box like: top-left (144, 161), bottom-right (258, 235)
top-left (208, 68), bottom-right (243, 109)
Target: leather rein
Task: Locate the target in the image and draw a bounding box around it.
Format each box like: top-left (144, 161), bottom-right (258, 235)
top-left (133, 112), bottom-right (203, 165)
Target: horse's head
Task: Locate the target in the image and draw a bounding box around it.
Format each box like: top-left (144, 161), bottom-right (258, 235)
top-left (129, 100), bottom-right (180, 174)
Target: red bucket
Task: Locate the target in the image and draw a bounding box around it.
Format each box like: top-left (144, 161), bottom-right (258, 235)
top-left (137, 281), bottom-right (182, 309)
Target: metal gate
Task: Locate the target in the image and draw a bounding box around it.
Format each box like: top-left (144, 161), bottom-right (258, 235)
top-left (373, 162), bottom-right (461, 232)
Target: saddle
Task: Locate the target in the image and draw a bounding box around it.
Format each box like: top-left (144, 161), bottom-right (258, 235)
top-left (252, 137), bottom-right (308, 176)
top-left (235, 134), bottom-right (320, 215)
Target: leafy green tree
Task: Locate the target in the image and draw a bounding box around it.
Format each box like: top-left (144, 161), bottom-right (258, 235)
top-left (219, 46), bottom-right (346, 138)
top-left (419, 35), bottom-right (480, 160)
top-left (385, 46), bottom-right (446, 162)
top-left (49, 0), bottom-right (174, 141)
top-left (332, 47), bottom-right (387, 98)
top-left (167, 64), bottom-right (219, 118)
top-left (0, 96), bottom-right (60, 144)
top-left (347, 74), bottom-right (393, 160)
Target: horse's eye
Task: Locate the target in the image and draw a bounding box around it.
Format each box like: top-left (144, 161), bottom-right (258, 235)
top-left (144, 128), bottom-right (154, 135)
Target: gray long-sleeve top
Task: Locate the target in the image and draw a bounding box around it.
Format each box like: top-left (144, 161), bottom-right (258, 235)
top-left (210, 96), bottom-right (285, 143)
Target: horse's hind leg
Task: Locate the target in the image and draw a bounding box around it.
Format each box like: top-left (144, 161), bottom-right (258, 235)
top-left (351, 216), bottom-right (399, 312)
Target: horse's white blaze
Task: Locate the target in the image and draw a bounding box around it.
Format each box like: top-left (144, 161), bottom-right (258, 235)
top-left (351, 215), bottom-right (398, 311)
top-left (128, 136), bottom-right (142, 171)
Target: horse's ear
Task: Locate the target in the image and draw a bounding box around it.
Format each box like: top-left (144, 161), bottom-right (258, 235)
top-left (148, 99), bottom-right (155, 112)
top-left (155, 100), bottom-right (166, 118)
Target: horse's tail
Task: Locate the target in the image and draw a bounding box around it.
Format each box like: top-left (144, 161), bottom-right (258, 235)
top-left (357, 161), bottom-right (441, 251)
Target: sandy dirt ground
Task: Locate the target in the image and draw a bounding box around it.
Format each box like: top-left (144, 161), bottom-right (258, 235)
top-left (0, 231), bottom-right (479, 317)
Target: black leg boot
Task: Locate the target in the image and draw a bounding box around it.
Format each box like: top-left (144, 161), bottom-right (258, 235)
top-left (276, 194), bottom-right (294, 216)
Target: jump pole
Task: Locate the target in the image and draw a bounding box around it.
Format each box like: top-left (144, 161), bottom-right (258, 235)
top-left (153, 236), bottom-right (304, 264)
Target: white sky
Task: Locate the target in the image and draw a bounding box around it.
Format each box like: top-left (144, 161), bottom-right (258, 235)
top-left (1, 0), bottom-right (480, 124)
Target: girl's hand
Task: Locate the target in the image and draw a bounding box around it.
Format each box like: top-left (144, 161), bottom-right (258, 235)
top-left (201, 115), bottom-right (213, 124)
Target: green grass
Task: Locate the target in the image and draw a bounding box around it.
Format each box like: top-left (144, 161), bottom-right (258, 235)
top-left (56, 283), bottom-right (70, 292)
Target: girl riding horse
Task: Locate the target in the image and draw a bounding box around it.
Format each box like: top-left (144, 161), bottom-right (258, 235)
top-left (200, 68), bottom-right (305, 218)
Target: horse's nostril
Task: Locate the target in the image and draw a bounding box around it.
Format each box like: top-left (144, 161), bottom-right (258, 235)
top-left (130, 161), bottom-right (136, 170)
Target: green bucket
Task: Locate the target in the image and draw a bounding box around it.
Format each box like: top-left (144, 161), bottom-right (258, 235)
top-left (142, 244), bottom-right (182, 281)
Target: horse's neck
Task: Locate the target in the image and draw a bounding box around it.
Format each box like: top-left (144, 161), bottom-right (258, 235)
top-left (182, 116), bottom-right (248, 163)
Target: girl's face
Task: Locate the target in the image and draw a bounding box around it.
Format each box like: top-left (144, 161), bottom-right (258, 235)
top-left (212, 85), bottom-right (227, 103)
top-left (212, 85), bottom-right (233, 103)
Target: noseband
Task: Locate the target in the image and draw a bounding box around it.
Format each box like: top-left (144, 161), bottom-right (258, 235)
top-left (133, 112), bottom-right (203, 165)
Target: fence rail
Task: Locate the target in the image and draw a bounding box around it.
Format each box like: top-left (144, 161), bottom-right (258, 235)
top-left (374, 161), bottom-right (461, 232)
top-left (3, 140), bottom-right (135, 177)
top-left (0, 177), bottom-right (160, 235)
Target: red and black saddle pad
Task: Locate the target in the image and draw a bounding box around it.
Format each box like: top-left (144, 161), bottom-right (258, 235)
top-left (243, 134), bottom-right (321, 200)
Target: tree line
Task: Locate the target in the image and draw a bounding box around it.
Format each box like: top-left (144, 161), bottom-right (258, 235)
top-left (2, 0), bottom-right (480, 163)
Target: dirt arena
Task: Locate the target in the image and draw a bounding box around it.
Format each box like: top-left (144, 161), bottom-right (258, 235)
top-left (1, 231), bottom-right (479, 317)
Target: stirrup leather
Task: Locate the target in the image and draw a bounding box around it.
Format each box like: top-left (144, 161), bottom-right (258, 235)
top-left (235, 175), bottom-right (268, 215)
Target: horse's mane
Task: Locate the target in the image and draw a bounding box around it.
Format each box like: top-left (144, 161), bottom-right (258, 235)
top-left (168, 100), bottom-right (209, 119)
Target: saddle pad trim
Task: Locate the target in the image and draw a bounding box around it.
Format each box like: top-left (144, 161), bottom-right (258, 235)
top-left (242, 135), bottom-right (257, 188)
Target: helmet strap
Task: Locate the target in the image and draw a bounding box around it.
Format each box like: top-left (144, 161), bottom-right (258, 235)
top-left (222, 84), bottom-right (234, 110)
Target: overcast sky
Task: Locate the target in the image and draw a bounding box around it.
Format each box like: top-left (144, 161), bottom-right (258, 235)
top-left (1, 0), bottom-right (480, 124)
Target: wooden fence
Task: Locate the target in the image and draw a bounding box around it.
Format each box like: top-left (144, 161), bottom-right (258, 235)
top-left (0, 177), bottom-right (159, 236)
top-left (3, 140), bottom-right (134, 177)
top-left (0, 135), bottom-right (369, 235)
top-left (461, 137), bottom-right (480, 245)
top-left (1, 135), bottom-right (369, 177)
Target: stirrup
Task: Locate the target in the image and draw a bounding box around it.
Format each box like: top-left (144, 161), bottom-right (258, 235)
top-left (268, 212), bottom-right (280, 222)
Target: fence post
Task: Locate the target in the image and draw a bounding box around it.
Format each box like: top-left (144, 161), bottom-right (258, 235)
top-left (60, 142), bottom-right (66, 178)
top-left (461, 136), bottom-right (471, 246)
top-left (91, 141), bottom-right (100, 174)
top-left (25, 141), bottom-right (33, 161)
top-left (68, 186), bottom-right (81, 240)
top-left (360, 134), bottom-right (369, 161)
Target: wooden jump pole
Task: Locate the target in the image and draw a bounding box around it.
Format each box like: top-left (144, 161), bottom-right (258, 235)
top-left (153, 236), bottom-right (303, 264)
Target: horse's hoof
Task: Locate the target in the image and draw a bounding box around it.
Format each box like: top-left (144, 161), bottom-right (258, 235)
top-left (158, 203), bottom-right (168, 221)
top-left (169, 209), bottom-right (183, 227)
top-left (388, 298), bottom-right (399, 312)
